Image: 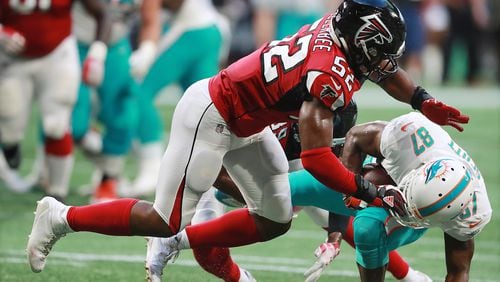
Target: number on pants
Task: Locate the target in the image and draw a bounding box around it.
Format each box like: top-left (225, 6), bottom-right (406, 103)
top-left (9, 0), bottom-right (51, 13)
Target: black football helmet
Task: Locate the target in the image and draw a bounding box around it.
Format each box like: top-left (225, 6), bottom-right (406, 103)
top-left (333, 0), bottom-right (406, 82)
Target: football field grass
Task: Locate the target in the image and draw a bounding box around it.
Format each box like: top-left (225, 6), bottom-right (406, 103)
top-left (0, 103), bottom-right (499, 281)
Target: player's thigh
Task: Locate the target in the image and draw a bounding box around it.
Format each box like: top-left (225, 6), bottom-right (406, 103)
top-left (153, 79), bottom-right (230, 232)
top-left (223, 128), bottom-right (292, 223)
top-left (0, 67), bottom-right (34, 143)
top-left (385, 219), bottom-right (428, 251)
top-left (36, 36), bottom-right (80, 138)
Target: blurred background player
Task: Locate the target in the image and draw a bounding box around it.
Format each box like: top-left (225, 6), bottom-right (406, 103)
top-left (127, 0), bottom-right (231, 197)
top-left (70, 0), bottom-right (161, 203)
top-left (252, 0), bottom-right (340, 48)
top-left (0, 0), bottom-right (111, 201)
top-left (341, 112), bottom-right (492, 281)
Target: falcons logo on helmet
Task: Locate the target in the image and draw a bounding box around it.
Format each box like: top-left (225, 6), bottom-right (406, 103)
top-left (354, 14), bottom-right (393, 47)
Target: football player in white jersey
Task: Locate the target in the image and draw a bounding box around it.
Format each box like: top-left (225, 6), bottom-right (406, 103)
top-left (341, 112), bottom-right (492, 281)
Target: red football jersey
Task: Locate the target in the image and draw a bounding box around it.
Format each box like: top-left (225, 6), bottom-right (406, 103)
top-left (0, 0), bottom-right (72, 57)
top-left (209, 13), bottom-right (361, 137)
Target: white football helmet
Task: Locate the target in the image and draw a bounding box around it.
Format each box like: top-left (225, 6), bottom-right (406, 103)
top-left (391, 158), bottom-right (474, 228)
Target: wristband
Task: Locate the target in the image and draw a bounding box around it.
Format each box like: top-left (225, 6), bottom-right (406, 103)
top-left (352, 174), bottom-right (377, 203)
top-left (410, 86), bottom-right (433, 110)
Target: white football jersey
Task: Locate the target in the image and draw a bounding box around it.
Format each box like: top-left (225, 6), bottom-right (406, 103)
top-left (380, 112), bottom-right (492, 241)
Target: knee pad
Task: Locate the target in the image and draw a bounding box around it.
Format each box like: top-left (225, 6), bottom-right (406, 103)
top-left (186, 150), bottom-right (222, 194)
top-left (354, 215), bottom-right (389, 269)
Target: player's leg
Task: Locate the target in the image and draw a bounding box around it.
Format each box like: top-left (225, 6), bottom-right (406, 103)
top-left (132, 27), bottom-right (190, 196)
top-left (352, 207), bottom-right (390, 282)
top-left (27, 79), bottom-right (224, 273)
top-left (353, 207), bottom-right (430, 282)
top-left (0, 60), bottom-right (35, 192)
top-left (175, 127), bottom-right (292, 251)
top-left (36, 36), bottom-right (80, 200)
top-left (290, 169), bottom-right (356, 217)
top-left (190, 189), bottom-right (251, 282)
top-left (133, 25), bottom-right (223, 195)
top-left (91, 38), bottom-right (139, 202)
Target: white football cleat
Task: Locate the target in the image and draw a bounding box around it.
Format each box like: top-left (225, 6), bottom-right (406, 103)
top-left (26, 197), bottom-right (71, 273)
top-left (0, 152), bottom-right (34, 193)
top-left (145, 236), bottom-right (180, 281)
top-left (400, 268), bottom-right (433, 282)
top-left (239, 267), bottom-right (257, 282)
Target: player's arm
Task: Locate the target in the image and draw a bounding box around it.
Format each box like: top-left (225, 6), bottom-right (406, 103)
top-left (130, 0), bottom-right (162, 79)
top-left (299, 97), bottom-right (380, 203)
top-left (79, 0), bottom-right (112, 43)
top-left (444, 232), bottom-right (474, 281)
top-left (79, 0), bottom-right (112, 87)
top-left (162, 0), bottom-right (184, 11)
top-left (378, 68), bottom-right (469, 131)
top-left (342, 122), bottom-right (386, 174)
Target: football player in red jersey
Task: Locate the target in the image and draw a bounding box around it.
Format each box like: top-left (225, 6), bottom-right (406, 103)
top-left (0, 0), bottom-right (111, 199)
top-left (27, 0), bottom-right (469, 279)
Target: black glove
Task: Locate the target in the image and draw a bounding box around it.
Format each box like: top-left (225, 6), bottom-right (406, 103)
top-left (353, 174), bottom-right (407, 216)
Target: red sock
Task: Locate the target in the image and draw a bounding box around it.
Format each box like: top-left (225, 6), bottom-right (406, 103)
top-left (45, 132), bottom-right (73, 156)
top-left (344, 217), bottom-right (409, 279)
top-left (193, 247), bottom-right (241, 282)
top-left (67, 198), bottom-right (138, 235)
top-left (343, 217), bottom-right (356, 248)
top-left (186, 208), bottom-right (262, 248)
top-left (387, 250), bottom-right (409, 279)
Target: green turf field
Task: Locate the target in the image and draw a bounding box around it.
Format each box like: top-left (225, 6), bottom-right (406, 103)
top-left (0, 105), bottom-right (498, 281)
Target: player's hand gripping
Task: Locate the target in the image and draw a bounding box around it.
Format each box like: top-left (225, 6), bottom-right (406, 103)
top-left (304, 242), bottom-right (340, 282)
top-left (129, 40), bottom-right (156, 81)
top-left (421, 99), bottom-right (469, 132)
top-left (82, 41), bottom-right (107, 87)
top-left (0, 25), bottom-right (25, 55)
top-left (353, 175), bottom-right (407, 216)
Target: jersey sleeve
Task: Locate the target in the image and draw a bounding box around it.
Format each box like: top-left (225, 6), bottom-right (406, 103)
top-left (306, 71), bottom-right (350, 111)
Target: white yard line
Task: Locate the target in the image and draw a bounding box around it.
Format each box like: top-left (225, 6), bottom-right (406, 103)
top-left (2, 249), bottom-right (500, 282)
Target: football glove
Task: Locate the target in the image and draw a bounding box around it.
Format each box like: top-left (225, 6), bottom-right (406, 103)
top-left (304, 242), bottom-right (340, 282)
top-left (82, 41), bottom-right (107, 87)
top-left (0, 25), bottom-right (25, 55)
top-left (421, 99), bottom-right (469, 132)
top-left (353, 175), bottom-right (407, 216)
top-left (129, 40), bottom-right (156, 81)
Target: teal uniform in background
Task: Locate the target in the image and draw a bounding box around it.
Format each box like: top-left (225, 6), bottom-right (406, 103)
top-left (73, 37), bottom-right (139, 155)
top-left (137, 24), bottom-right (225, 145)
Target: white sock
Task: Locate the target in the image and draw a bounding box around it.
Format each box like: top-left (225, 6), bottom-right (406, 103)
top-left (45, 154), bottom-right (74, 198)
top-left (176, 230), bottom-right (190, 249)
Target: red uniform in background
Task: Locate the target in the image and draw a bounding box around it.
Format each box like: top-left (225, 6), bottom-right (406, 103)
top-left (0, 0), bottom-right (72, 57)
top-left (0, 0), bottom-right (79, 199)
